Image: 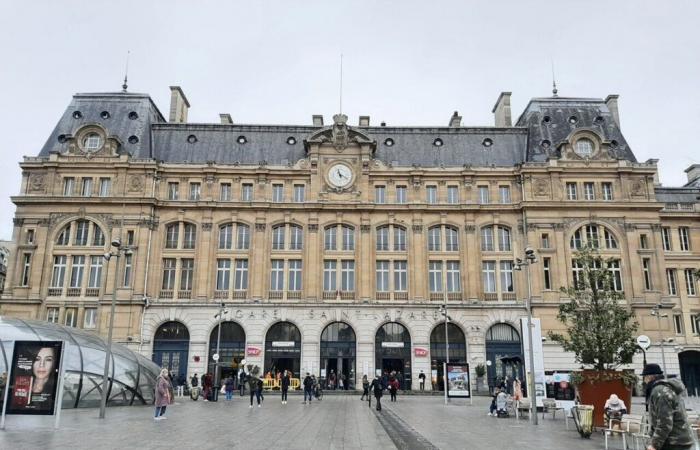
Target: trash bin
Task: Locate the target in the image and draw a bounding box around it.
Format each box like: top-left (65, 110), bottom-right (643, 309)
top-left (572, 405), bottom-right (595, 438)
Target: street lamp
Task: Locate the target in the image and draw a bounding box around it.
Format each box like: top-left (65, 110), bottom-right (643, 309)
top-left (213, 304), bottom-right (229, 401)
top-left (99, 237), bottom-right (133, 419)
top-left (650, 303), bottom-right (670, 377)
top-left (514, 246), bottom-right (538, 425)
top-left (437, 304), bottom-right (453, 405)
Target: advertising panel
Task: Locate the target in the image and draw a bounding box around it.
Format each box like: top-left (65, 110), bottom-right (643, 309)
top-left (520, 318), bottom-right (547, 407)
top-left (446, 363), bottom-right (471, 398)
top-left (6, 341), bottom-right (64, 415)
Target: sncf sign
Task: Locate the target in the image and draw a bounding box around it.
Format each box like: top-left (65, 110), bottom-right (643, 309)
top-left (414, 347), bottom-right (428, 357)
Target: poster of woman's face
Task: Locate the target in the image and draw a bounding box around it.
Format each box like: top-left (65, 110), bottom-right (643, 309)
top-left (6, 341), bottom-right (63, 415)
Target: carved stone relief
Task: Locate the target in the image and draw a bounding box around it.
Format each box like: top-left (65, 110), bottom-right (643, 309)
top-left (128, 175), bottom-right (145, 192)
top-left (533, 178), bottom-right (550, 197)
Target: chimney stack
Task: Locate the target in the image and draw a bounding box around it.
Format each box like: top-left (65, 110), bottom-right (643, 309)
top-left (491, 92), bottom-right (512, 127)
top-left (219, 113), bottom-right (233, 124)
top-left (605, 95), bottom-right (620, 127)
top-left (686, 164), bottom-right (700, 185)
top-left (359, 116), bottom-right (370, 127)
top-left (448, 111), bottom-right (462, 127)
top-left (312, 115), bottom-right (324, 126)
top-left (169, 86), bottom-right (190, 123)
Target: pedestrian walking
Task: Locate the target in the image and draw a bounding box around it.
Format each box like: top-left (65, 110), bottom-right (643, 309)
top-left (248, 375), bottom-right (262, 407)
top-left (303, 372), bottom-right (313, 404)
top-left (257, 378), bottom-right (264, 405)
top-left (154, 368), bottom-right (172, 421)
top-left (239, 369), bottom-right (246, 396)
top-left (202, 372), bottom-right (213, 401)
top-left (360, 374), bottom-right (369, 401)
top-left (418, 370), bottom-right (426, 391)
top-left (370, 375), bottom-right (384, 411)
top-left (329, 370), bottom-right (336, 390)
top-left (642, 364), bottom-right (695, 450)
top-left (389, 376), bottom-right (399, 402)
top-left (176, 373), bottom-right (186, 397)
top-left (281, 370), bottom-right (290, 404)
top-left (224, 375), bottom-right (235, 401)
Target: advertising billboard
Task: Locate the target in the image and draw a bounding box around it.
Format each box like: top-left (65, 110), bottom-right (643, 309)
top-left (446, 363), bottom-right (471, 398)
top-left (5, 341), bottom-right (64, 415)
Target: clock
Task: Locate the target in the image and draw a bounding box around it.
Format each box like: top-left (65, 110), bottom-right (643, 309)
top-left (328, 163), bottom-right (353, 188)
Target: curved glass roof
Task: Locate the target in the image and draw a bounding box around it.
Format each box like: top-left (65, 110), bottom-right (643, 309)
top-left (0, 316), bottom-right (160, 408)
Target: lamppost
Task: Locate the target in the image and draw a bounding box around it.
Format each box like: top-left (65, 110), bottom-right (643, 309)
top-left (99, 237), bottom-right (133, 419)
top-left (651, 303), bottom-right (670, 376)
top-left (514, 247), bottom-right (538, 425)
top-left (438, 301), bottom-right (452, 405)
top-left (213, 304), bottom-right (229, 401)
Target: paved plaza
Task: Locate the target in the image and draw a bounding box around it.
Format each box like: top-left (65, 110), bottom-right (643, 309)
top-left (0, 394), bottom-right (666, 450)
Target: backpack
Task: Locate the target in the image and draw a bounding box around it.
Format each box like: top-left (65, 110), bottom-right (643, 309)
top-left (190, 376), bottom-right (198, 387)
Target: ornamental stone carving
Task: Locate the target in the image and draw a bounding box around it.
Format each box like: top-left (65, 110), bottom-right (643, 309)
top-left (332, 114), bottom-right (349, 150)
top-left (255, 223), bottom-right (266, 232)
top-left (360, 225), bottom-right (371, 234)
top-left (464, 225), bottom-right (476, 233)
top-left (308, 224), bottom-right (319, 232)
top-left (29, 173), bottom-right (46, 192)
top-left (533, 178), bottom-right (550, 197)
top-left (631, 178), bottom-right (647, 197)
top-left (202, 223), bottom-right (213, 231)
top-left (128, 175), bottom-right (145, 192)
top-left (412, 225), bottom-right (423, 233)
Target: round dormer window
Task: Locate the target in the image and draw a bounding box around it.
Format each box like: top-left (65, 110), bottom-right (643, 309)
top-left (574, 138), bottom-right (594, 158)
top-left (82, 132), bottom-right (103, 152)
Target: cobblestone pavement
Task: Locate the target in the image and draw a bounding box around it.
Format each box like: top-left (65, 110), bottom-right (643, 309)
top-left (0, 393), bottom-right (679, 450)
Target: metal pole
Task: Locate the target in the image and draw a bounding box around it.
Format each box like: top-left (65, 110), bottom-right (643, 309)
top-left (655, 307), bottom-right (668, 376)
top-left (54, 341), bottom-right (66, 429)
top-left (444, 293), bottom-right (449, 405)
top-left (99, 253), bottom-right (120, 419)
top-left (525, 261), bottom-right (538, 425)
top-left (214, 305), bottom-right (223, 399)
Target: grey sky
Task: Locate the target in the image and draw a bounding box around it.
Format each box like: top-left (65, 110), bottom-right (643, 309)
top-left (1, 0), bottom-right (698, 239)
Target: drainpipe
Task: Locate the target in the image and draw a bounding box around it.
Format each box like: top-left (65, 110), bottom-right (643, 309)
top-left (138, 170), bottom-right (157, 355)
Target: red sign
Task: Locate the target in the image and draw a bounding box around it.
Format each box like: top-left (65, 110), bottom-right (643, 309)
top-left (414, 347), bottom-right (428, 357)
top-left (246, 346), bottom-right (261, 356)
top-left (193, 355), bottom-right (200, 362)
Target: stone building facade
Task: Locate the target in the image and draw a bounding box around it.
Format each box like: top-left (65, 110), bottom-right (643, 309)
top-left (1, 87), bottom-right (699, 392)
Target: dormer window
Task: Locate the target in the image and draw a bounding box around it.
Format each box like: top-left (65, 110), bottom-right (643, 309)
top-left (82, 133), bottom-right (103, 152)
top-left (574, 138), bottom-right (594, 158)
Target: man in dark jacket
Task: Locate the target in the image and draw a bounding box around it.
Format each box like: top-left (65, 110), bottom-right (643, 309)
top-left (370, 375), bottom-right (385, 411)
top-left (238, 370), bottom-right (246, 396)
top-left (281, 370), bottom-right (290, 404)
top-left (642, 363), bottom-right (695, 450)
top-left (303, 373), bottom-right (314, 404)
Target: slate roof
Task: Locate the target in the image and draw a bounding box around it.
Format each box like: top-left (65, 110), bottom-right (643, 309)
top-left (516, 97), bottom-right (636, 162)
top-left (655, 187), bottom-right (700, 204)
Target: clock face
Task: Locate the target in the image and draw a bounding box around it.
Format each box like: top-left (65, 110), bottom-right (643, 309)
top-left (328, 163), bottom-right (353, 188)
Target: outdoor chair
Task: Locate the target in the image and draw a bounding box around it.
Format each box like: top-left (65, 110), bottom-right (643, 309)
top-left (515, 398), bottom-right (531, 420)
top-left (604, 413), bottom-right (643, 450)
top-left (541, 398), bottom-right (570, 429)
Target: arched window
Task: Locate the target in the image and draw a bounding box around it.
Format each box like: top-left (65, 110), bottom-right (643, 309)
top-left (324, 224), bottom-right (355, 251)
top-left (575, 138), bottom-right (594, 157)
top-left (183, 223), bottom-right (196, 249)
top-left (428, 225), bottom-right (459, 252)
top-left (272, 224), bottom-right (303, 251)
top-left (218, 223), bottom-right (250, 250)
top-left (480, 225), bottom-right (511, 252)
top-left (55, 220), bottom-right (106, 247)
top-left (486, 323), bottom-right (520, 342)
top-left (376, 225), bottom-right (407, 252)
top-left (428, 226), bottom-right (441, 251)
top-left (570, 224), bottom-right (618, 250)
top-left (165, 223), bottom-right (179, 249)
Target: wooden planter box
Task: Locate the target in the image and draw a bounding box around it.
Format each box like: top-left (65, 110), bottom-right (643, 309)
top-left (576, 370), bottom-right (632, 428)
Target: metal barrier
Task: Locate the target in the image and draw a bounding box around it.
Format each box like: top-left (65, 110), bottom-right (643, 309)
top-left (262, 378), bottom-right (301, 390)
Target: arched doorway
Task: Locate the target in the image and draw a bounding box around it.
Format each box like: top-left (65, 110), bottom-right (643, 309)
top-left (265, 322), bottom-right (301, 378)
top-left (679, 351), bottom-right (700, 396)
top-left (430, 323), bottom-right (467, 391)
top-left (320, 322), bottom-right (356, 390)
top-left (375, 322), bottom-right (412, 390)
top-left (208, 321), bottom-right (246, 382)
top-left (485, 323), bottom-right (523, 394)
top-left (152, 321), bottom-right (190, 377)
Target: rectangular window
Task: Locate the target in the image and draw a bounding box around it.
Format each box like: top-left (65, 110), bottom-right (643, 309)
top-left (237, 225), bottom-right (250, 250)
top-left (602, 182), bottom-right (614, 201)
top-left (499, 186), bottom-right (511, 204)
top-left (290, 226), bottom-right (303, 250)
top-left (168, 182), bottom-right (179, 200)
top-left (375, 185), bottom-right (386, 204)
top-left (662, 227), bottom-right (672, 251)
top-left (446, 261), bottom-right (461, 292)
top-left (46, 307), bottom-right (59, 324)
top-left (396, 186), bottom-right (407, 204)
top-left (220, 183), bottom-right (232, 201)
top-left (63, 177), bottom-right (74, 196)
top-left (242, 183), bottom-right (253, 202)
top-left (541, 233), bottom-right (550, 249)
top-left (324, 227), bottom-right (337, 251)
top-left (323, 260), bottom-right (337, 291)
top-left (571, 260), bottom-right (584, 289)
top-left (162, 258), bottom-right (176, 290)
top-left (83, 308), bottom-right (97, 329)
top-left (685, 269), bottom-right (697, 296)
top-left (394, 261), bottom-right (408, 292)
top-left (341, 260), bottom-right (354, 291)
top-left (182, 224), bottom-right (196, 249)
top-left (393, 227), bottom-right (406, 251)
top-left (639, 234), bottom-right (648, 249)
top-left (74, 221), bottom-right (88, 246)
top-left (81, 177), bottom-right (92, 197)
top-left (584, 182), bottom-right (595, 200)
top-left (376, 260), bottom-right (390, 292)
top-left (272, 226), bottom-right (285, 250)
top-left (482, 261), bottom-right (496, 293)
top-left (234, 259), bottom-right (248, 291)
top-left (216, 259), bottom-right (231, 291)
top-left (543, 257), bottom-right (551, 290)
top-left (270, 260), bottom-right (284, 291)
top-left (500, 261), bottom-right (514, 292)
top-left (446, 228), bottom-right (459, 251)
top-left (99, 178), bottom-right (111, 197)
top-left (447, 186), bottom-right (459, 204)
top-left (607, 260), bottom-right (623, 292)
top-left (428, 227), bottom-right (441, 251)
top-left (288, 260), bottom-right (303, 291)
top-left (679, 227), bottom-right (691, 251)
top-left (189, 182), bottom-right (201, 201)
top-left (64, 308), bottom-right (77, 327)
top-left (643, 258), bottom-right (653, 290)
top-left (63, 256), bottom-right (84, 290)
top-left (20, 253), bottom-right (31, 286)
top-left (293, 184), bottom-right (305, 203)
top-left (498, 226), bottom-right (511, 252)
top-left (122, 254), bottom-right (132, 287)
top-left (667, 269), bottom-right (678, 296)
top-left (429, 261), bottom-right (443, 292)
top-left (478, 186), bottom-right (489, 204)
top-left (481, 227), bottom-right (494, 252)
top-left (674, 315), bottom-right (683, 335)
top-left (692, 315), bottom-right (699, 334)
top-left (88, 256), bottom-right (103, 288)
top-left (26, 229), bottom-right (35, 244)
top-left (51, 255), bottom-right (67, 288)
top-left (426, 186), bottom-right (437, 204)
top-left (272, 184), bottom-right (284, 203)
top-left (126, 230), bottom-right (135, 246)
top-left (376, 227), bottom-right (389, 251)
top-left (342, 226), bottom-right (354, 251)
top-left (566, 182), bottom-right (577, 200)
top-left (180, 259), bottom-right (194, 291)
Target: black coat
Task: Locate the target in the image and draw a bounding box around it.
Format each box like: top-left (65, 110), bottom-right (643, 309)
top-left (370, 379), bottom-right (384, 397)
top-left (281, 375), bottom-right (290, 390)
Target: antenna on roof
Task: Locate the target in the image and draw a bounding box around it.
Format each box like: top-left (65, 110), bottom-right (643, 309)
top-left (122, 50), bottom-right (130, 93)
top-left (339, 53), bottom-right (343, 114)
top-left (551, 59), bottom-right (558, 97)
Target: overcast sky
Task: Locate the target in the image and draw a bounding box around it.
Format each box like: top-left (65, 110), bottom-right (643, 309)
top-left (0, 0), bottom-right (698, 240)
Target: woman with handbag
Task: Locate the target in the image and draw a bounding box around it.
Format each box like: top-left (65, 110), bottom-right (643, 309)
top-left (154, 368), bottom-right (172, 421)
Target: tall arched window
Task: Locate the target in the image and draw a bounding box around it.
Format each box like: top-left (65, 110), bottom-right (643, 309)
top-left (269, 224), bottom-right (304, 300)
top-left (480, 225), bottom-right (515, 301)
top-left (324, 224), bottom-right (355, 251)
top-left (215, 223), bottom-right (251, 300)
top-left (570, 224), bottom-right (618, 250)
top-left (161, 221), bottom-right (197, 300)
top-left (375, 225), bottom-right (408, 301)
top-left (271, 224), bottom-right (303, 251)
top-left (218, 223), bottom-right (250, 250)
